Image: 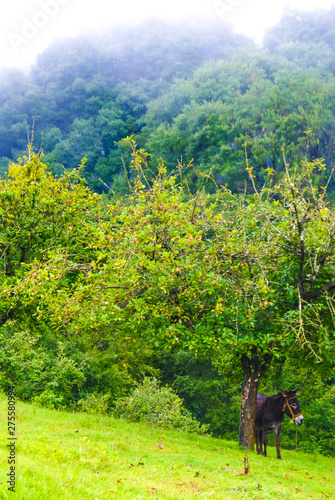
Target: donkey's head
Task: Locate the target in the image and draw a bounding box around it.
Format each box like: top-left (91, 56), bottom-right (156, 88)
top-left (277, 387), bottom-right (304, 426)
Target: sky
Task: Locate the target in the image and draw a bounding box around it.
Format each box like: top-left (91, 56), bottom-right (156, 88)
top-left (0, 0), bottom-right (334, 71)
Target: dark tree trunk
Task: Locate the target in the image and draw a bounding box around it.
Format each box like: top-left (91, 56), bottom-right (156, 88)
top-left (239, 350), bottom-right (260, 449)
top-left (0, 309), bottom-right (14, 327)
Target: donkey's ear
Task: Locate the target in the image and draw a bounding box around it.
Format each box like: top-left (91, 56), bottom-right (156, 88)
top-left (294, 387), bottom-right (302, 395)
top-left (277, 387), bottom-right (287, 397)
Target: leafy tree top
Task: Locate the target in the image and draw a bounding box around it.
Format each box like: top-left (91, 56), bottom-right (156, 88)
top-left (10, 140), bottom-right (335, 380)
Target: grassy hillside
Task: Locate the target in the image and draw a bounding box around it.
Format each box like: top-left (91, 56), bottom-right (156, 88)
top-left (0, 394), bottom-right (334, 499)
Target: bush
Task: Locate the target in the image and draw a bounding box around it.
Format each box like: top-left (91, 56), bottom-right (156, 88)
top-left (113, 377), bottom-right (209, 434)
top-left (0, 324), bottom-right (157, 411)
top-left (0, 329), bottom-right (86, 408)
top-left (32, 390), bottom-right (66, 409)
top-left (76, 393), bottom-right (112, 414)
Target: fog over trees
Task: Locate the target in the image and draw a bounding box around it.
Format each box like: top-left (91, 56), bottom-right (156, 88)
top-left (0, 11), bottom-right (334, 196)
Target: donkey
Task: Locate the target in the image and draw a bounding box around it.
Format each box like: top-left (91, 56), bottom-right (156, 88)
top-left (255, 387), bottom-right (303, 459)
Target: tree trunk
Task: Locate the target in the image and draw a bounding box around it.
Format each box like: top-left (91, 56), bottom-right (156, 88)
top-left (239, 350), bottom-right (260, 449)
top-left (0, 309), bottom-right (14, 327)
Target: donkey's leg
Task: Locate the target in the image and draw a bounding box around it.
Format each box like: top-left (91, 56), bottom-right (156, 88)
top-left (259, 430), bottom-right (263, 455)
top-left (262, 427), bottom-right (268, 457)
top-left (255, 429), bottom-right (262, 455)
top-left (255, 428), bottom-right (260, 454)
top-left (275, 425), bottom-right (282, 459)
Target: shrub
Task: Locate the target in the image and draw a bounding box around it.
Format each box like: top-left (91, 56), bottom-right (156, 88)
top-left (113, 377), bottom-right (209, 434)
top-left (32, 390), bottom-right (65, 409)
top-left (76, 393), bottom-right (112, 414)
top-left (0, 330), bottom-right (86, 408)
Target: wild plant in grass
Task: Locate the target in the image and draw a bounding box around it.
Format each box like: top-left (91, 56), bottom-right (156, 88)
top-left (113, 377), bottom-right (209, 434)
top-left (76, 392), bottom-right (112, 414)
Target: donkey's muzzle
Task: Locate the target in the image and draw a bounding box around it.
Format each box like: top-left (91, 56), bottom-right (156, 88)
top-left (295, 415), bottom-right (304, 426)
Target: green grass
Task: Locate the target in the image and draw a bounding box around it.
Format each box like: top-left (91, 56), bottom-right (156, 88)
top-left (0, 394), bottom-right (334, 499)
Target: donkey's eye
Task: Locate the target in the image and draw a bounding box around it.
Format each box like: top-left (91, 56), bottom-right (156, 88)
top-left (291, 404), bottom-right (297, 408)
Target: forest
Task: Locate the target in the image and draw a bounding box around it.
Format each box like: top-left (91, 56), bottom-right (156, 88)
top-left (0, 9), bottom-right (335, 457)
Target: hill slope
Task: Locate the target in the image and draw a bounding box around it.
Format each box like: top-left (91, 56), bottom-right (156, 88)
top-left (0, 394), bottom-right (334, 499)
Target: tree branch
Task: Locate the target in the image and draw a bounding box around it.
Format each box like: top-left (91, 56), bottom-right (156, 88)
top-left (308, 281), bottom-right (335, 300)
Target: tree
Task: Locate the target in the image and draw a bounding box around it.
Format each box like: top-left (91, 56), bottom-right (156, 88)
top-left (12, 141), bottom-right (335, 449)
top-left (264, 8), bottom-right (335, 59)
top-left (0, 148), bottom-right (100, 330)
